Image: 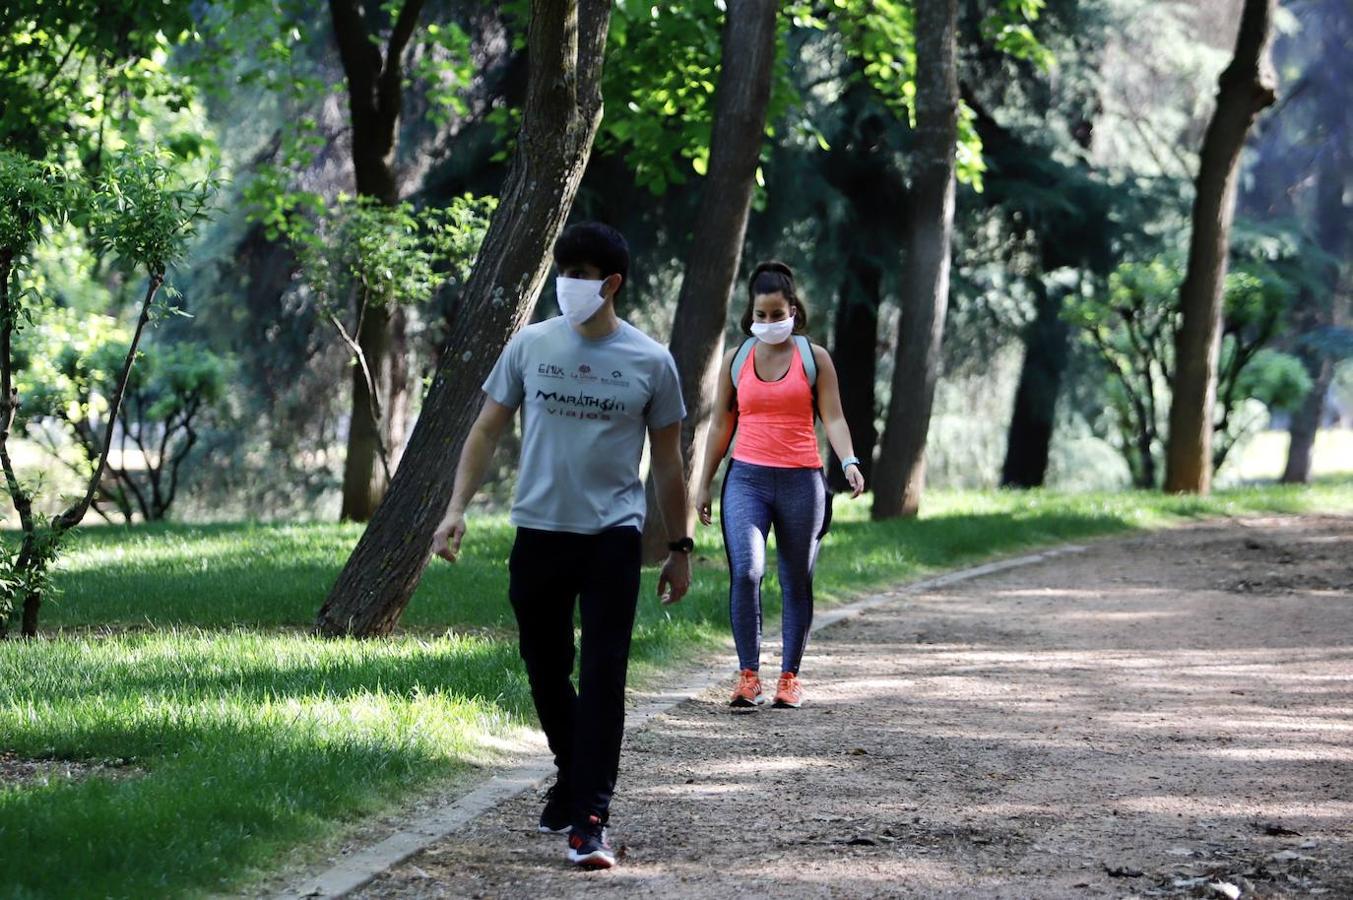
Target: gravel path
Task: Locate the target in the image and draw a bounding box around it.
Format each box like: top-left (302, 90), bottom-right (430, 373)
top-left (352, 516), bottom-right (1353, 899)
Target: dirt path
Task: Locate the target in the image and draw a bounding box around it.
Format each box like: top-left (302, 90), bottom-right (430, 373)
top-left (352, 516), bottom-right (1353, 899)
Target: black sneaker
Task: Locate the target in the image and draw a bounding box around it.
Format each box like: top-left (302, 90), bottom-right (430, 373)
top-left (566, 814), bottom-right (616, 869)
top-left (538, 782), bottom-right (571, 834)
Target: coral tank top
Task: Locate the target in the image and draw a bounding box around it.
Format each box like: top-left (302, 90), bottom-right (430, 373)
top-left (731, 341), bottom-right (822, 469)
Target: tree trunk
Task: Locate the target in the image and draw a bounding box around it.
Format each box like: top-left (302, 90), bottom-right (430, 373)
top-left (819, 82), bottom-right (902, 494)
top-left (341, 304), bottom-right (392, 520)
top-left (1164, 0), bottom-right (1277, 494)
top-left (638, 0), bottom-right (779, 563)
top-left (1282, 83), bottom-right (1350, 484)
top-left (826, 253), bottom-right (882, 492)
top-left (1001, 279), bottom-right (1072, 488)
top-left (1281, 350), bottom-right (1330, 484)
top-left (871, 0), bottom-right (959, 520)
top-left (331, 0), bottom-right (423, 521)
top-left (315, 0), bottom-right (612, 637)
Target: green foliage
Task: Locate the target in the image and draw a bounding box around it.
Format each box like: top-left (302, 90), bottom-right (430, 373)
top-left (1234, 349), bottom-right (1312, 413)
top-left (291, 193), bottom-right (497, 316)
top-left (17, 307), bottom-right (131, 426)
top-left (0, 519), bottom-right (61, 622)
top-left (410, 21), bottom-right (476, 128)
top-left (18, 309), bottom-right (234, 520)
top-left (598, 2), bottom-right (795, 194)
top-left (0, 2), bottom-right (198, 161)
top-left (1065, 260), bottom-right (1178, 487)
top-left (0, 147), bottom-right (214, 631)
top-left (981, 0), bottom-right (1055, 70)
top-left (87, 151), bottom-right (214, 280)
top-left (0, 151), bottom-right (74, 260)
top-left (129, 342), bottom-right (232, 424)
top-left (1067, 243), bottom-right (1317, 484)
top-left (791, 0), bottom-right (1050, 190)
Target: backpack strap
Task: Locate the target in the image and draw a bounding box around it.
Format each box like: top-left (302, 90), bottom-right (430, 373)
top-left (729, 336), bottom-right (756, 387)
top-left (794, 334), bottom-right (817, 387)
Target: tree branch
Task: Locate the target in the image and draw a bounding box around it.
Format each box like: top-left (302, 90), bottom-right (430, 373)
top-left (0, 255), bottom-right (34, 534)
top-left (164, 393), bottom-right (203, 513)
top-left (55, 274), bottom-right (162, 532)
top-left (325, 306), bottom-right (392, 481)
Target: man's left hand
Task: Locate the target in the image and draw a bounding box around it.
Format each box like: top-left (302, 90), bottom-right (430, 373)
top-left (657, 551), bottom-right (691, 605)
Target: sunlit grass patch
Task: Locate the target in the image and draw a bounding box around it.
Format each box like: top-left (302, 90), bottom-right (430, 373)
top-left (0, 629), bottom-right (535, 898)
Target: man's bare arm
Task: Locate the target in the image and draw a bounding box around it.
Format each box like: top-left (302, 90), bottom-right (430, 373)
top-left (432, 397), bottom-right (516, 562)
top-left (648, 420), bottom-right (692, 603)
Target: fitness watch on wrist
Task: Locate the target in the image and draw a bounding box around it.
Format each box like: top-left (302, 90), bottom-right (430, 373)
top-left (667, 536), bottom-right (695, 554)
top-left (840, 456), bottom-right (861, 473)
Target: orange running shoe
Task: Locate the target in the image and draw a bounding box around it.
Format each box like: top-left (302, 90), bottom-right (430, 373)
top-left (730, 668), bottom-right (765, 707)
top-left (772, 672), bottom-right (803, 709)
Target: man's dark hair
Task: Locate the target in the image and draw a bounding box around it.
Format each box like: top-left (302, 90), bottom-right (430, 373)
top-left (553, 222), bottom-right (630, 294)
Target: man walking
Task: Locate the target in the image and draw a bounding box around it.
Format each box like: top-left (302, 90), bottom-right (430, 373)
top-left (431, 222), bottom-right (693, 869)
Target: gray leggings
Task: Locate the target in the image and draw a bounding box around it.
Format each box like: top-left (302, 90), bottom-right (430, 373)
top-left (720, 460), bottom-right (826, 674)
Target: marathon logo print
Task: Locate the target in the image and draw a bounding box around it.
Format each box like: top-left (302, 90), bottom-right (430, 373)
top-left (536, 389), bottom-right (626, 421)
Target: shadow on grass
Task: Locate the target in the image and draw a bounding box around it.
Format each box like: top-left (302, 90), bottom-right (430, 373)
top-left (0, 630), bottom-right (538, 899)
top-left (14, 630), bottom-right (535, 714)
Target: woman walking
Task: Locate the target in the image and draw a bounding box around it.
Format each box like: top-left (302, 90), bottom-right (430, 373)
top-left (695, 261), bottom-right (865, 709)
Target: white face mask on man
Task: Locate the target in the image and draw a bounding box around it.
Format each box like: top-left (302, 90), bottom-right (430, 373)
top-left (555, 276), bottom-right (608, 326)
top-left (750, 316), bottom-right (795, 345)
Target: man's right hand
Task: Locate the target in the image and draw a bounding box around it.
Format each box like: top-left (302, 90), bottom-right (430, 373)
top-left (431, 513), bottom-right (466, 563)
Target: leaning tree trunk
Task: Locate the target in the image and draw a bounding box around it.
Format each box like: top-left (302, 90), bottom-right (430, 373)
top-left (871, 0), bottom-right (959, 520)
top-left (315, 0), bottom-right (612, 637)
top-left (638, 0), bottom-right (779, 563)
top-left (1001, 278), bottom-right (1072, 488)
top-left (1164, 0), bottom-right (1277, 494)
top-left (331, 0), bottom-right (423, 521)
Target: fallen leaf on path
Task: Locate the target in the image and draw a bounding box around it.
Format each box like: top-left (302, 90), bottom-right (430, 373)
top-left (1208, 881), bottom-right (1241, 900)
top-left (1103, 864), bottom-right (1144, 878)
top-left (1258, 821), bottom-right (1302, 836)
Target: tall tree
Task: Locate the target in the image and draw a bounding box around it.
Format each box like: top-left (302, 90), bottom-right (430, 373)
top-left (329, 0), bottom-right (424, 521)
top-left (1001, 273), bottom-right (1075, 487)
top-left (820, 84), bottom-right (904, 493)
top-left (871, 0), bottom-right (960, 520)
top-left (1163, 0), bottom-right (1276, 493)
top-left (1282, 148), bottom-right (1349, 483)
top-left (638, 0), bottom-right (779, 563)
top-left (1277, 0), bottom-right (1353, 483)
top-left (315, 0), bottom-right (612, 637)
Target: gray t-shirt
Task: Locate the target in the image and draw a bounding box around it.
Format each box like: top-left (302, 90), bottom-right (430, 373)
top-left (482, 316), bottom-right (686, 534)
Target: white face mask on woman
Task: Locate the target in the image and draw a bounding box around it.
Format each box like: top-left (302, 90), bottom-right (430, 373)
top-left (750, 316), bottom-right (795, 345)
top-left (555, 276), bottom-right (607, 326)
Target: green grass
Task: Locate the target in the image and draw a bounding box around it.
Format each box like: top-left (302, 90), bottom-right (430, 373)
top-left (3, 480), bottom-right (1351, 898)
